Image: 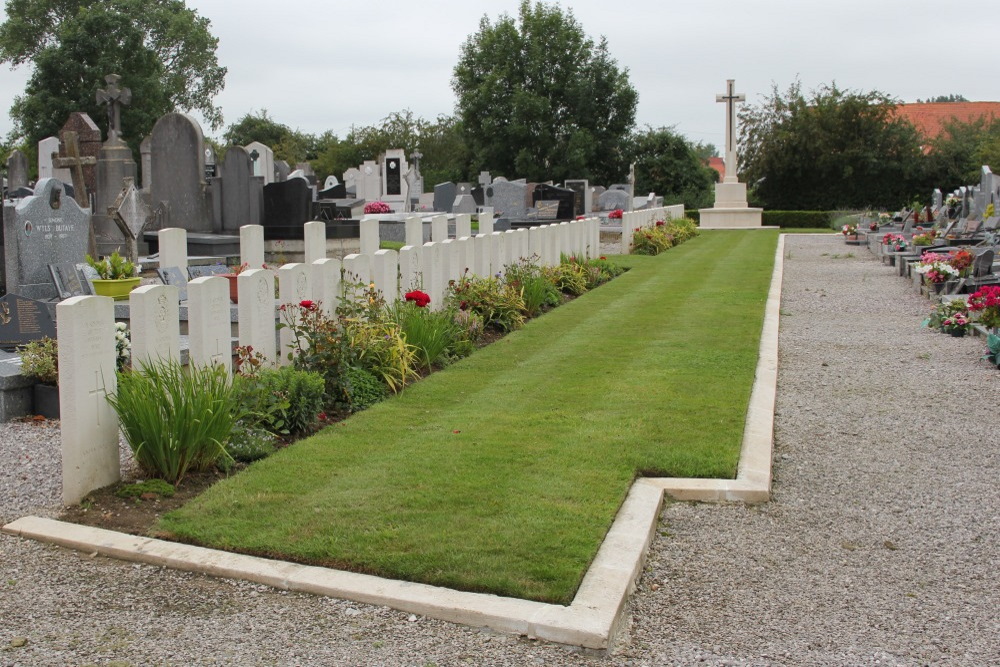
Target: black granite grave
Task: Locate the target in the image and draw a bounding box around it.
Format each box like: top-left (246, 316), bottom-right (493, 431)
top-left (263, 178), bottom-right (312, 228)
top-left (318, 183), bottom-right (346, 199)
top-left (0, 293), bottom-right (57, 350)
top-left (532, 184), bottom-right (576, 219)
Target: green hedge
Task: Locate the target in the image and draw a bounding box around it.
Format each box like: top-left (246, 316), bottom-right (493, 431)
top-left (685, 209), bottom-right (833, 228)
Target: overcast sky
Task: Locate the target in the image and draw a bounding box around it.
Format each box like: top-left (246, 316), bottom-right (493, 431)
top-left (0, 0), bottom-right (996, 160)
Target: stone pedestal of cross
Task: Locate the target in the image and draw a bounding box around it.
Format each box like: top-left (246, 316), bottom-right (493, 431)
top-left (716, 79), bottom-right (745, 184)
top-left (698, 78), bottom-right (762, 229)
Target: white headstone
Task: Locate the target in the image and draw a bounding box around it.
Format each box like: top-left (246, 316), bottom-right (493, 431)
top-left (473, 233), bottom-right (491, 277)
top-left (311, 257), bottom-right (342, 317)
top-left (277, 263), bottom-right (311, 366)
top-left (398, 246), bottom-right (421, 293)
top-left (129, 285), bottom-right (181, 369)
top-left (372, 249), bottom-right (399, 303)
top-left (38, 136), bottom-right (71, 183)
top-left (421, 242), bottom-right (444, 310)
top-left (237, 268), bottom-right (276, 364)
top-left (187, 276), bottom-right (232, 374)
top-left (454, 236), bottom-right (474, 278)
top-left (455, 213), bottom-right (472, 239)
top-left (240, 224), bottom-right (265, 269)
top-left (357, 160), bottom-right (381, 202)
top-left (479, 208), bottom-right (494, 236)
top-left (303, 221), bottom-right (327, 265)
top-left (440, 239), bottom-right (458, 283)
top-left (431, 215), bottom-right (448, 242)
top-left (528, 227), bottom-right (543, 264)
top-left (159, 227), bottom-right (187, 273)
top-left (57, 295), bottom-right (119, 505)
top-left (405, 215), bottom-right (424, 247)
top-left (342, 253), bottom-right (372, 292)
top-left (245, 141), bottom-right (275, 185)
top-left (324, 175), bottom-right (339, 189)
top-left (360, 216), bottom-right (380, 255)
top-left (490, 232), bottom-right (506, 278)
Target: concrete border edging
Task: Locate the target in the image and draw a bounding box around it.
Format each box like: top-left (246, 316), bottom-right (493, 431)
top-left (3, 233), bottom-right (785, 651)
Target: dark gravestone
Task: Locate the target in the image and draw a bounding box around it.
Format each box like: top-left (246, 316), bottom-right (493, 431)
top-left (385, 157), bottom-right (402, 196)
top-left (318, 183), bottom-right (346, 199)
top-left (532, 184), bottom-right (575, 219)
top-left (452, 194), bottom-right (477, 214)
top-left (434, 182), bottom-right (456, 213)
top-left (156, 266), bottom-right (188, 302)
top-left (564, 180), bottom-right (589, 217)
top-left (48, 263), bottom-right (87, 300)
top-left (9, 187), bottom-right (34, 199)
top-left (3, 179), bottom-right (91, 300)
top-left (0, 294), bottom-right (57, 349)
top-left (220, 146), bottom-right (263, 231)
top-left (58, 112), bottom-right (102, 195)
top-left (150, 113), bottom-right (213, 233)
top-left (263, 178), bottom-right (311, 228)
top-left (471, 186), bottom-right (485, 207)
top-left (6, 150), bottom-right (29, 191)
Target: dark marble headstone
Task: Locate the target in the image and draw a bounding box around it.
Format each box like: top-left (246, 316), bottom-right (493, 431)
top-left (263, 178), bottom-right (311, 228)
top-left (156, 266), bottom-right (188, 302)
top-left (3, 179), bottom-right (91, 300)
top-left (318, 183), bottom-right (346, 199)
top-left (532, 184), bottom-right (575, 219)
top-left (0, 293), bottom-right (57, 349)
top-left (434, 182), bottom-right (456, 213)
top-left (385, 156), bottom-right (402, 196)
top-left (220, 145), bottom-right (263, 231)
top-left (150, 113), bottom-right (213, 233)
top-left (564, 179), bottom-right (589, 217)
top-left (471, 186), bottom-right (485, 207)
top-left (48, 263), bottom-right (87, 300)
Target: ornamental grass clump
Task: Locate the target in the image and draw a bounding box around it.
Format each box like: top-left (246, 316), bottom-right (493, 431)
top-left (446, 272), bottom-right (526, 332)
top-left (107, 359), bottom-right (243, 485)
top-left (504, 257), bottom-right (561, 316)
top-left (388, 300), bottom-right (463, 370)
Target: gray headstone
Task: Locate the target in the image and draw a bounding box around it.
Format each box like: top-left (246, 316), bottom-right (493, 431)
top-left (220, 146), bottom-right (263, 231)
top-left (140, 135), bottom-right (152, 189)
top-left (434, 182), bottom-right (457, 213)
top-left (485, 180), bottom-right (527, 218)
top-left (156, 266), bottom-right (188, 302)
top-left (452, 194), bottom-right (477, 214)
top-left (48, 263), bottom-right (87, 300)
top-left (456, 182), bottom-right (473, 197)
top-left (6, 150), bottom-right (29, 192)
top-left (932, 188), bottom-right (943, 210)
top-left (274, 159), bottom-right (291, 182)
top-left (599, 189), bottom-right (629, 212)
top-left (478, 171), bottom-right (492, 187)
top-left (3, 179), bottom-right (91, 299)
top-left (187, 264), bottom-right (230, 279)
top-left (0, 293), bottom-right (57, 349)
top-left (591, 186), bottom-right (606, 211)
top-left (342, 167), bottom-right (360, 197)
top-left (150, 113), bottom-right (213, 233)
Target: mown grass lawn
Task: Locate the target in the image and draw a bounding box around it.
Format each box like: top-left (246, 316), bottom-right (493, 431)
top-left (158, 230), bottom-right (778, 604)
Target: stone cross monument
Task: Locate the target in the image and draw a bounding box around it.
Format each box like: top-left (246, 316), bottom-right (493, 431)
top-left (716, 79), bottom-right (745, 184)
top-left (699, 78), bottom-right (762, 228)
top-left (96, 74), bottom-right (131, 142)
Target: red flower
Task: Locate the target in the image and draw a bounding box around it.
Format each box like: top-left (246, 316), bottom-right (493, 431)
top-left (608, 209), bottom-right (623, 220)
top-left (405, 290), bottom-right (431, 307)
top-left (299, 299), bottom-right (317, 310)
top-left (655, 220), bottom-right (665, 227)
top-left (599, 256), bottom-right (606, 260)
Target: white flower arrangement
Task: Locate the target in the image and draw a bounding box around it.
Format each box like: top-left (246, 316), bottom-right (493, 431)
top-left (114, 322), bottom-right (131, 371)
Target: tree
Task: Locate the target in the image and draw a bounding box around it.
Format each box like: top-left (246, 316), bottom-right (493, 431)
top-left (739, 81), bottom-right (925, 210)
top-left (923, 116), bottom-right (1000, 189)
top-left (629, 127), bottom-right (716, 209)
top-left (222, 109), bottom-right (316, 166)
top-left (452, 1), bottom-right (637, 184)
top-left (0, 0), bottom-right (226, 151)
top-left (917, 94), bottom-right (969, 103)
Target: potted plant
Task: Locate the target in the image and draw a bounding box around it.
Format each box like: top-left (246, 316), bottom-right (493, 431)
top-left (86, 250), bottom-right (140, 299)
top-left (221, 262), bottom-right (249, 303)
top-left (942, 312), bottom-right (970, 337)
top-left (841, 222), bottom-right (858, 240)
top-left (968, 285), bottom-right (1000, 333)
top-left (18, 336), bottom-right (59, 418)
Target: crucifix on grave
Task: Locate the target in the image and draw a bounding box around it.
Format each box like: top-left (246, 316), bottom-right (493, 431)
top-left (95, 74), bottom-right (131, 143)
top-left (716, 79), bottom-right (746, 184)
top-left (51, 130), bottom-right (98, 257)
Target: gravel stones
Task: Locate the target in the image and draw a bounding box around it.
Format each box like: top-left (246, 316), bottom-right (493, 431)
top-left (1, 234), bottom-right (997, 665)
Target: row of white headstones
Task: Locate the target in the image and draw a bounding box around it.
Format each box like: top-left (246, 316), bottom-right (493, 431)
top-left (58, 208), bottom-right (675, 504)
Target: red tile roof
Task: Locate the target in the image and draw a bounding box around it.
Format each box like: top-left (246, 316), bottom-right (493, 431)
top-left (893, 102), bottom-right (1000, 140)
top-left (707, 156), bottom-right (725, 181)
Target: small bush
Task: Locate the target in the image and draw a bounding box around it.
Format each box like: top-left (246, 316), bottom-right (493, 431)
top-left (344, 366), bottom-right (388, 412)
top-left (237, 366), bottom-right (326, 437)
top-left (389, 300), bottom-right (460, 370)
top-left (108, 360), bottom-right (243, 485)
top-left (225, 425), bottom-right (278, 463)
top-left (543, 262), bottom-right (589, 295)
top-left (504, 258), bottom-right (560, 317)
top-left (18, 337), bottom-right (58, 385)
top-left (446, 273), bottom-right (526, 332)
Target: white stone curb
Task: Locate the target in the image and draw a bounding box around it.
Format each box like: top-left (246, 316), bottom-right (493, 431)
top-left (3, 233), bottom-right (784, 651)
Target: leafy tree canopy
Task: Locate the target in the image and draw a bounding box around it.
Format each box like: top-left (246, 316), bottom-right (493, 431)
top-left (916, 94), bottom-right (968, 103)
top-left (1, 0), bottom-right (226, 152)
top-left (739, 81), bottom-right (924, 210)
top-left (630, 126), bottom-right (717, 209)
top-left (924, 116), bottom-right (1000, 188)
top-left (452, 1), bottom-right (637, 185)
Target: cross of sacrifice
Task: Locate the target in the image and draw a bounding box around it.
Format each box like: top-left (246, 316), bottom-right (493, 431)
top-left (716, 79), bottom-right (746, 184)
top-left (95, 73), bottom-right (132, 141)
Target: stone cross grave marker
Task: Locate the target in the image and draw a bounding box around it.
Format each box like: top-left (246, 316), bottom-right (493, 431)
top-left (95, 74), bottom-right (131, 142)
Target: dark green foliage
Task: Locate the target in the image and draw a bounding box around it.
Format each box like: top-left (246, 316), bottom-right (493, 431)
top-left (223, 109), bottom-right (315, 166)
top-left (923, 116), bottom-right (1000, 190)
top-left (237, 366), bottom-right (325, 437)
top-left (452, 1), bottom-right (637, 184)
top-left (761, 211), bottom-right (833, 228)
top-left (343, 366), bottom-right (387, 413)
top-left (504, 258), bottom-right (560, 317)
top-left (1, 0), bottom-right (226, 152)
top-left (739, 81), bottom-right (924, 210)
top-left (631, 126), bottom-right (717, 209)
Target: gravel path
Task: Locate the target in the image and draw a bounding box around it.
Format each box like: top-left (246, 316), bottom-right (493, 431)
top-left (2, 234), bottom-right (997, 666)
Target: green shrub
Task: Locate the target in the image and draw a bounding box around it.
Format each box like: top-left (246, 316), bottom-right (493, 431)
top-left (237, 366), bottom-right (325, 437)
top-left (763, 211), bottom-right (833, 228)
top-left (389, 300), bottom-right (460, 370)
top-left (18, 336), bottom-right (58, 385)
top-left (543, 262), bottom-right (589, 295)
top-left (632, 225), bottom-right (674, 255)
top-left (504, 258), bottom-right (560, 317)
top-left (107, 360), bottom-right (243, 485)
top-left (225, 425), bottom-right (278, 463)
top-left (446, 274), bottom-right (526, 332)
top-left (344, 366), bottom-right (387, 412)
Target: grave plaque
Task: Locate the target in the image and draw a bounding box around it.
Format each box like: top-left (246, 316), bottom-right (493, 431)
top-left (0, 294), bottom-right (57, 349)
top-left (263, 179), bottom-right (312, 228)
top-left (535, 201), bottom-right (560, 220)
top-left (156, 266), bottom-right (189, 302)
top-left (385, 155), bottom-right (402, 196)
top-left (48, 264), bottom-right (87, 300)
top-left (532, 184), bottom-right (575, 219)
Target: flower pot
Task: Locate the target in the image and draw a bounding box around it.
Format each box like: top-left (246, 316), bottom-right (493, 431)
top-left (91, 277), bottom-right (141, 300)
top-left (33, 383), bottom-right (59, 419)
top-left (223, 274), bottom-right (239, 303)
top-left (949, 329), bottom-right (967, 338)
